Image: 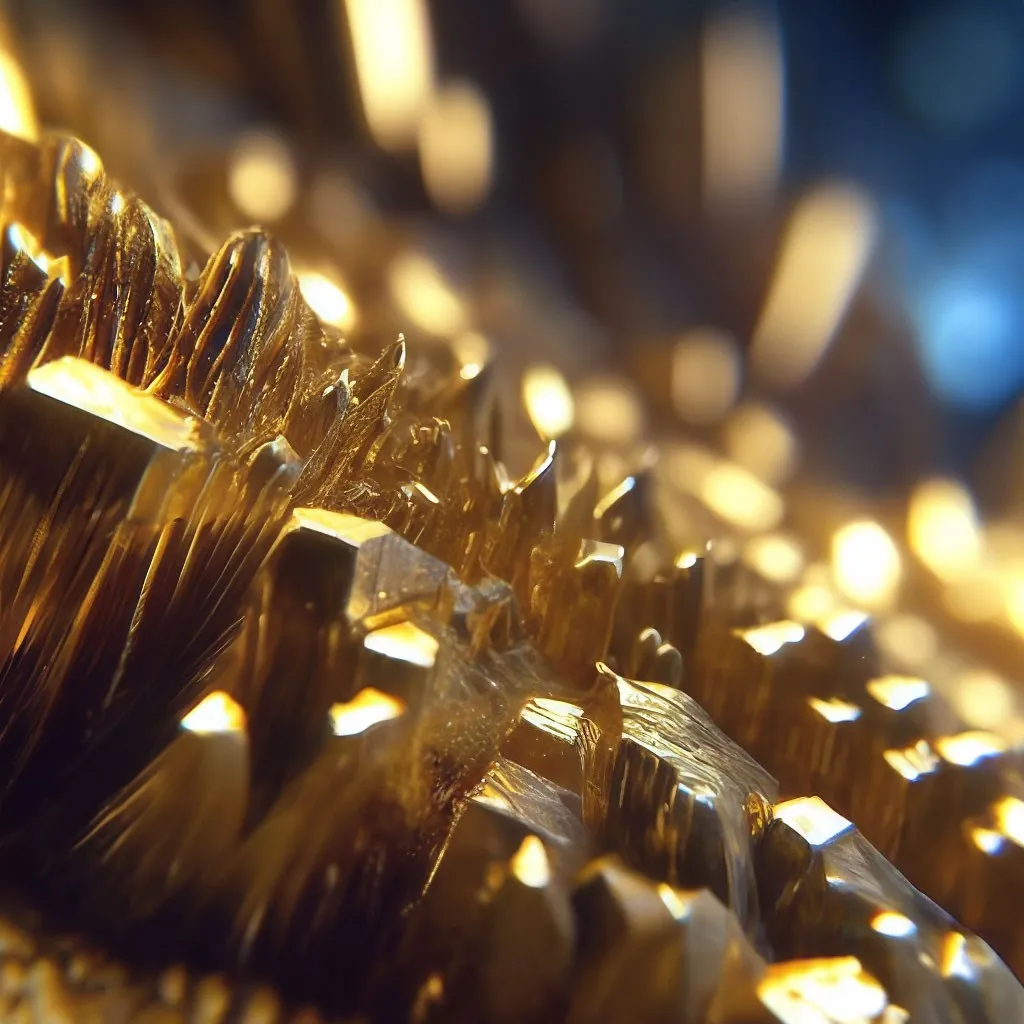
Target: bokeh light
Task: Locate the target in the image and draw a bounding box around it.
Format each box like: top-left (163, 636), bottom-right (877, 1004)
top-left (751, 184), bottom-right (878, 389)
top-left (671, 328), bottom-right (740, 425)
top-left (701, 12), bottom-right (783, 209)
top-left (832, 521), bottom-right (902, 609)
top-left (228, 130), bottom-right (298, 223)
top-left (345, 0), bottom-right (434, 153)
top-left (522, 364), bottom-right (575, 441)
top-left (907, 478), bottom-right (981, 581)
top-left (418, 80), bottom-right (494, 215)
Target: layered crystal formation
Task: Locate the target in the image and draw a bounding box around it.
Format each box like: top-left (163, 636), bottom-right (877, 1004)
top-left (0, 127), bottom-right (1018, 1023)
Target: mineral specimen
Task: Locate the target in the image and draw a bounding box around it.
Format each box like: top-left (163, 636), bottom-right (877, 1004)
top-left (0, 124), bottom-right (1018, 1024)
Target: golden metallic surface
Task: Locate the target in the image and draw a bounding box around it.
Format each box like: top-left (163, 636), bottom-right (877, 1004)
top-left (602, 667), bottom-right (777, 932)
top-left (753, 957), bottom-right (890, 1023)
top-left (0, 70), bottom-right (1014, 1022)
top-left (760, 796), bottom-right (1024, 1023)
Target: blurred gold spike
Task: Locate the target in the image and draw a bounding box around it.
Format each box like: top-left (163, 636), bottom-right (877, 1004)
top-left (69, 690), bottom-right (249, 927)
top-left (238, 507), bottom-right (449, 809)
top-left (537, 539), bottom-right (624, 682)
top-left (484, 440), bottom-right (558, 599)
top-left (594, 470), bottom-right (652, 553)
top-left (0, 358), bottom-right (212, 781)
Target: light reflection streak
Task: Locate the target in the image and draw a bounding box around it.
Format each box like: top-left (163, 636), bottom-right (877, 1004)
top-left (751, 184), bottom-right (878, 388)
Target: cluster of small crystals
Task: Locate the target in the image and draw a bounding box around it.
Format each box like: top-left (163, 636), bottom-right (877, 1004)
top-left (0, 127), bottom-right (1019, 1023)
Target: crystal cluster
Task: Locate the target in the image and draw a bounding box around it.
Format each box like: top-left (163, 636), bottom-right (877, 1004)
top-left (0, 127), bottom-right (1019, 1023)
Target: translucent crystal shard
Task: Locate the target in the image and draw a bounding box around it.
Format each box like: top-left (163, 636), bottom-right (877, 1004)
top-left (759, 796), bottom-right (1024, 1022)
top-left (447, 575), bottom-right (523, 658)
top-left (188, 552), bottom-right (543, 1012)
top-left (235, 507), bottom-right (455, 805)
top-left (601, 666), bottom-right (777, 933)
top-left (501, 684), bottom-right (622, 833)
top-left (594, 471), bottom-right (652, 554)
top-left (689, 616), bottom-right (878, 761)
top-left (295, 340), bottom-right (405, 508)
top-left (356, 621), bottom-right (441, 704)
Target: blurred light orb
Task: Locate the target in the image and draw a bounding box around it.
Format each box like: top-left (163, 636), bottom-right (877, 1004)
top-left (522, 364), bottom-right (575, 441)
top-left (876, 615), bottom-right (938, 670)
top-left (228, 130), bottom-right (298, 223)
top-left (914, 275), bottom-right (1024, 410)
top-left (388, 251), bottom-right (468, 337)
top-left (907, 478), bottom-right (981, 580)
top-left (418, 80), bottom-right (494, 215)
top-left (832, 521), bottom-right (902, 609)
top-left (575, 376), bottom-right (644, 446)
top-left (943, 571), bottom-right (1005, 624)
top-left (722, 401), bottom-right (799, 485)
top-left (743, 533), bottom-right (805, 585)
top-left (953, 669), bottom-right (1015, 732)
top-left (298, 271), bottom-right (357, 333)
top-left (345, 0), bottom-right (435, 153)
top-left (700, 461), bottom-right (784, 533)
top-left (751, 184), bottom-right (877, 389)
top-left (671, 327), bottom-right (740, 425)
top-left (701, 13), bottom-right (783, 209)
top-left (0, 48), bottom-right (37, 141)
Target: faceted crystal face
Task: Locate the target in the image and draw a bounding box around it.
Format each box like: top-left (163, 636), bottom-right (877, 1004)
top-left (0, 125), bottom-right (1017, 1024)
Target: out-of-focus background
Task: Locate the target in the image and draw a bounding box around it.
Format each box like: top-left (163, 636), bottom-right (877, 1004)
top-left (1, 0), bottom-right (1023, 718)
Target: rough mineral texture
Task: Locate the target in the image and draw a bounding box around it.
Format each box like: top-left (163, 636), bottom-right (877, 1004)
top-left (0, 126), bottom-right (1018, 1023)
